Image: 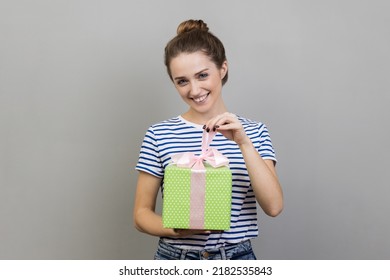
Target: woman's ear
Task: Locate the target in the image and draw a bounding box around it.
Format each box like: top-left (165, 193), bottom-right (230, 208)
top-left (220, 60), bottom-right (228, 79)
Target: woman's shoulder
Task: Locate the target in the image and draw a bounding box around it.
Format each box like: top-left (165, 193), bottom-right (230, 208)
top-left (236, 115), bottom-right (266, 128)
top-left (146, 116), bottom-right (199, 136)
top-left (149, 116), bottom-right (182, 128)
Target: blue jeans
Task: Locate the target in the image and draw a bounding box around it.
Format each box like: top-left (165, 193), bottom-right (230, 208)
top-left (154, 239), bottom-right (257, 260)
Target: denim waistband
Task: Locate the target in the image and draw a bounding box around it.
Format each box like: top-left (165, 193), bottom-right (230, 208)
top-left (156, 239), bottom-right (255, 260)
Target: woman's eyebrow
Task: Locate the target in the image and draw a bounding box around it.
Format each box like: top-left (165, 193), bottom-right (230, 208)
top-left (195, 68), bottom-right (209, 75)
top-left (173, 76), bottom-right (186, 81)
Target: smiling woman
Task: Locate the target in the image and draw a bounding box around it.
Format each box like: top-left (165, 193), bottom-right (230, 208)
top-left (134, 19), bottom-right (283, 260)
top-left (164, 19), bottom-right (229, 86)
top-left (170, 52), bottom-right (228, 122)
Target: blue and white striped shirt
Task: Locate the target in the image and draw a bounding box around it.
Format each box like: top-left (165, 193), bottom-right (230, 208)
top-left (135, 115), bottom-right (276, 250)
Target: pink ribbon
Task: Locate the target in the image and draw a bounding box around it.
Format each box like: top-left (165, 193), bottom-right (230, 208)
top-left (171, 130), bottom-right (229, 171)
top-left (171, 130), bottom-right (229, 229)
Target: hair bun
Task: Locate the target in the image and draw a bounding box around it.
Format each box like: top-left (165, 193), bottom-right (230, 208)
top-left (176, 19), bottom-right (209, 35)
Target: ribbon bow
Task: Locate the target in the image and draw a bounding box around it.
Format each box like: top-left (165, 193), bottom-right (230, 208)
top-left (171, 130), bottom-right (229, 170)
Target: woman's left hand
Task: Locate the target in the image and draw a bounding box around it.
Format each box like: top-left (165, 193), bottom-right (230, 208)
top-left (206, 112), bottom-right (283, 217)
top-left (205, 112), bottom-right (250, 146)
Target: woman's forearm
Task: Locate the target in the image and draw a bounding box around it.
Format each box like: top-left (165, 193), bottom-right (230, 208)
top-left (134, 208), bottom-right (176, 237)
top-left (239, 141), bottom-right (283, 217)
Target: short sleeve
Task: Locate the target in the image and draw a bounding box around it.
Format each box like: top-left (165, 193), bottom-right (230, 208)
top-left (135, 127), bottom-right (164, 178)
top-left (257, 124), bottom-right (277, 163)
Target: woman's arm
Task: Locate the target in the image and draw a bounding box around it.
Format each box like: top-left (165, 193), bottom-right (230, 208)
top-left (133, 171), bottom-right (213, 236)
top-left (206, 112), bottom-right (283, 217)
top-left (133, 171), bottom-right (176, 237)
top-left (239, 143), bottom-right (283, 217)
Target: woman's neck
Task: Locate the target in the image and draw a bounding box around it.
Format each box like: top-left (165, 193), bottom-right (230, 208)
top-left (182, 102), bottom-right (228, 125)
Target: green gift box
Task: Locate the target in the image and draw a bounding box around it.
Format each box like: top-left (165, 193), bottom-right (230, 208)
top-left (162, 162), bottom-right (232, 230)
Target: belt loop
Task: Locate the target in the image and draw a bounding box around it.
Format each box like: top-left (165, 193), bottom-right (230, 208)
top-left (180, 249), bottom-right (188, 260)
top-left (219, 246), bottom-right (227, 260)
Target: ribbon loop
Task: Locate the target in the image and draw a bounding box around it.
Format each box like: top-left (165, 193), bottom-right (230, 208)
top-left (171, 130), bottom-right (229, 170)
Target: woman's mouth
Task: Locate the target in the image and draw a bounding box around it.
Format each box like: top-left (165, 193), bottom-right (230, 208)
top-left (192, 93), bottom-right (209, 104)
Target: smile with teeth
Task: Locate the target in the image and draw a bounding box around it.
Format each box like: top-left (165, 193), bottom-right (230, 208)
top-left (192, 93), bottom-right (209, 103)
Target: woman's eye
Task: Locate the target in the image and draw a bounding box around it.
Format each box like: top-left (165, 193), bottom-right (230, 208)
top-left (177, 79), bottom-right (188, 86)
top-left (199, 73), bottom-right (208, 79)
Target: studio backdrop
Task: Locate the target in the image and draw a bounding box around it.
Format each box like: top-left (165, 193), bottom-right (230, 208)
top-left (1, 0), bottom-right (389, 259)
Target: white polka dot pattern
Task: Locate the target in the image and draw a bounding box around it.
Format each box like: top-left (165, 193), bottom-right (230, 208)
top-left (162, 165), bottom-right (191, 229)
top-left (205, 166), bottom-right (232, 230)
top-left (162, 164), bottom-right (232, 230)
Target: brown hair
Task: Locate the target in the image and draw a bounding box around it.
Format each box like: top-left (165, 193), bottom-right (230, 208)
top-left (164, 19), bottom-right (228, 85)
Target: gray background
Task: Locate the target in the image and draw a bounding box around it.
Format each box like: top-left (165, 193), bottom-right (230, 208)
top-left (1, 0), bottom-right (389, 259)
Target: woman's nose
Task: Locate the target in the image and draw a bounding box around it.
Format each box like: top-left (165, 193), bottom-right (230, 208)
top-left (190, 81), bottom-right (201, 95)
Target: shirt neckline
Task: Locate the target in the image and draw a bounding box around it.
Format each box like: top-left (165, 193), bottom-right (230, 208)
top-left (177, 115), bottom-right (204, 130)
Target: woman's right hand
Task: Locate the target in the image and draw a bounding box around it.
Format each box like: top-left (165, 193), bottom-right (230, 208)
top-left (172, 229), bottom-right (222, 237)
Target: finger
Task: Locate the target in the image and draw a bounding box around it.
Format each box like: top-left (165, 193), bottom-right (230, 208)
top-left (213, 117), bottom-right (240, 131)
top-left (204, 115), bottom-right (225, 132)
top-left (209, 230), bottom-right (223, 234)
top-left (174, 229), bottom-right (211, 236)
top-left (204, 113), bottom-right (229, 129)
top-left (215, 122), bottom-right (240, 131)
top-left (206, 113), bottom-right (238, 132)
top-left (190, 230), bottom-right (219, 235)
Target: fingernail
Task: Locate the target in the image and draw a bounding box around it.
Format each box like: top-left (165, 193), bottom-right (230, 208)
top-left (202, 125), bottom-right (206, 129)
top-left (213, 126), bottom-right (216, 132)
top-left (206, 127), bottom-right (210, 132)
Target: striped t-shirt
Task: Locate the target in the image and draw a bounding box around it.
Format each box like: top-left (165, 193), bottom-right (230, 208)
top-left (135, 115), bottom-right (276, 250)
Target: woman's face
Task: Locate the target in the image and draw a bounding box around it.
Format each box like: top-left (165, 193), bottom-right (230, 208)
top-left (169, 51), bottom-right (227, 117)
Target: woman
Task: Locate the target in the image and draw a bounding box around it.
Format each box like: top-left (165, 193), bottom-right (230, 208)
top-left (134, 19), bottom-right (283, 260)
